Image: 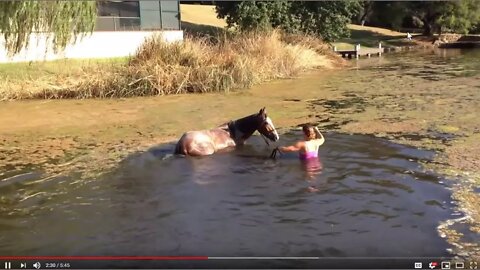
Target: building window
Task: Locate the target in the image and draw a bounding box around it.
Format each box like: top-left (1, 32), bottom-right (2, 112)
top-left (96, 1), bottom-right (141, 31)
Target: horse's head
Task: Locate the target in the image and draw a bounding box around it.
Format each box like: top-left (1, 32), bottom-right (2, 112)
top-left (256, 107), bottom-right (279, 142)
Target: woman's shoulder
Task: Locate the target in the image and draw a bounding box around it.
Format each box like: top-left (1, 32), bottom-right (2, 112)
top-left (310, 138), bottom-right (325, 146)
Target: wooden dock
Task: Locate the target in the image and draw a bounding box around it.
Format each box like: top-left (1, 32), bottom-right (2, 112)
top-left (333, 43), bottom-right (384, 59)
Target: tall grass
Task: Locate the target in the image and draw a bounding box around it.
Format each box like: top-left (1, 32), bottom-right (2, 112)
top-left (0, 30), bottom-right (340, 100)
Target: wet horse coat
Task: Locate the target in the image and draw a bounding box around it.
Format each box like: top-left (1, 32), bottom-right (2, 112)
top-left (174, 108), bottom-right (279, 156)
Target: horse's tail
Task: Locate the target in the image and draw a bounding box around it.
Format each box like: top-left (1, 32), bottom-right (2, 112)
top-left (174, 137), bottom-right (187, 155)
top-left (174, 141), bottom-right (183, 155)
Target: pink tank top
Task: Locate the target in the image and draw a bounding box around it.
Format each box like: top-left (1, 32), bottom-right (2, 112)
top-left (299, 140), bottom-right (319, 160)
top-left (299, 151), bottom-right (318, 160)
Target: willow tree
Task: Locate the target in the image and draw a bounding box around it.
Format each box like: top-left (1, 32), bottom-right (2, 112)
top-left (0, 1), bottom-right (96, 56)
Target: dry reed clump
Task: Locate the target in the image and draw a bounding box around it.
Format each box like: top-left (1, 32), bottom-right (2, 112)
top-left (1, 30), bottom-right (338, 99)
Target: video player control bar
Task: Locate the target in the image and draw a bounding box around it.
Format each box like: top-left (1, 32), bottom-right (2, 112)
top-left (1, 257), bottom-right (477, 269)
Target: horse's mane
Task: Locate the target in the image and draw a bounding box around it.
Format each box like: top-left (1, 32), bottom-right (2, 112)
top-left (229, 113), bottom-right (263, 141)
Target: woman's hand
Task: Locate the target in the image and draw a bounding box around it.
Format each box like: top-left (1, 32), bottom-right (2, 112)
top-left (314, 127), bottom-right (325, 145)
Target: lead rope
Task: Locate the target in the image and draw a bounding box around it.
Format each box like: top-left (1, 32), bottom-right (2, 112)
top-left (264, 126), bottom-right (281, 159)
top-left (260, 133), bottom-right (270, 147)
top-left (270, 147), bottom-right (282, 159)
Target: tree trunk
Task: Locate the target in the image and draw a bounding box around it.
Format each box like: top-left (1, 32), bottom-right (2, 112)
top-left (359, 1), bottom-right (372, 26)
top-left (422, 20), bottom-right (433, 36)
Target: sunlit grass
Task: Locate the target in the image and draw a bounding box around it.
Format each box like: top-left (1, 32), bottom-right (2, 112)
top-left (333, 24), bottom-right (416, 49)
top-left (0, 57), bottom-right (128, 80)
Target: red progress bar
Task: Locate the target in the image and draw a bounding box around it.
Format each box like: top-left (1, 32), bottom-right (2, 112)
top-left (0, 256), bottom-right (208, 260)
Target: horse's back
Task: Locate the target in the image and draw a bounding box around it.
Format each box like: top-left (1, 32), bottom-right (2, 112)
top-left (175, 130), bottom-right (216, 156)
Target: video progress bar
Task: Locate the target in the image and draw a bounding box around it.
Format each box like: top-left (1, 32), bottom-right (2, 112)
top-left (0, 257), bottom-right (207, 261)
top-left (208, 257), bottom-right (320, 260)
top-left (0, 256), bottom-right (319, 261)
top-left (0, 256), bottom-right (452, 260)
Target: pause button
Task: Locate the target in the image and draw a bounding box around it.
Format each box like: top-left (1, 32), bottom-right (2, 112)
top-left (4, 262), bottom-right (11, 269)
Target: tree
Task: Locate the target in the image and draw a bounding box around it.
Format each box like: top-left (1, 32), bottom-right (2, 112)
top-left (290, 1), bottom-right (360, 41)
top-left (355, 1), bottom-right (374, 26)
top-left (367, 2), bottom-right (408, 31)
top-left (439, 0), bottom-right (480, 34)
top-left (215, 1), bottom-right (295, 32)
top-left (472, 22), bottom-right (480, 34)
top-left (215, 1), bottom-right (360, 42)
top-left (0, 1), bottom-right (96, 56)
top-left (407, 0), bottom-right (480, 36)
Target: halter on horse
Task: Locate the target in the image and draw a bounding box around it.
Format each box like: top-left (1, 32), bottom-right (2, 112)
top-left (174, 108), bottom-right (279, 156)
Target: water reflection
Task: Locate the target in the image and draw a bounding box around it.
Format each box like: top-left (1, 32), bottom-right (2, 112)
top-left (301, 157), bottom-right (324, 192)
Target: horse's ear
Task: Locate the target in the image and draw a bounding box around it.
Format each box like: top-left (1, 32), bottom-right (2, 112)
top-left (259, 107), bottom-right (266, 115)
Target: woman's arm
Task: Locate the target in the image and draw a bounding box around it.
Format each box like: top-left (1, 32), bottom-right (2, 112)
top-left (279, 141), bottom-right (303, 152)
top-left (313, 127), bottom-right (325, 146)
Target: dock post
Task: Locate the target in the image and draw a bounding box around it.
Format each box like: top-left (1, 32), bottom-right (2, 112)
top-left (333, 46), bottom-right (337, 52)
top-left (355, 44), bottom-right (360, 59)
top-left (378, 42), bottom-right (382, 56)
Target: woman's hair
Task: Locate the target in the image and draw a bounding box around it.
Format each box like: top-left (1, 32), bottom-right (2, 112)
top-left (302, 124), bottom-right (316, 140)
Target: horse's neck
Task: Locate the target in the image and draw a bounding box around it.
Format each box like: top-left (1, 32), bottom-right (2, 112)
top-left (229, 114), bottom-right (259, 142)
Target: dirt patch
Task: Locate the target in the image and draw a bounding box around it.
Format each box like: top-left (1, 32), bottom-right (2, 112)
top-left (342, 119), bottom-right (424, 134)
top-left (444, 135), bottom-right (480, 173)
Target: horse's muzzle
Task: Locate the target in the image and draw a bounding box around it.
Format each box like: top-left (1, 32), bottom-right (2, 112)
top-left (269, 133), bottom-right (280, 142)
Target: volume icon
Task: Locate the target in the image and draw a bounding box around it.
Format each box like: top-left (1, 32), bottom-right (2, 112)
top-left (33, 262), bottom-right (41, 269)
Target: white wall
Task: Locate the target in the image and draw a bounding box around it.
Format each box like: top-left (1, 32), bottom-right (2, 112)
top-left (0, 30), bottom-right (183, 63)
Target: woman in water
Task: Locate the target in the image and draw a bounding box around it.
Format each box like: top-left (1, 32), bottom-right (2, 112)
top-left (278, 125), bottom-right (325, 159)
top-left (276, 125), bottom-right (325, 192)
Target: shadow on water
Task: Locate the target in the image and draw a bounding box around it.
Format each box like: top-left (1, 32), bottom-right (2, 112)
top-left (0, 132), bottom-right (455, 261)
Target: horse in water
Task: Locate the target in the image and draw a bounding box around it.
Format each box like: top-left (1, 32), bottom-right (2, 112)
top-left (174, 108), bottom-right (279, 156)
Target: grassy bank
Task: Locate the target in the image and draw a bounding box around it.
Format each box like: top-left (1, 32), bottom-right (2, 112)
top-left (0, 58), bottom-right (128, 100)
top-left (0, 31), bottom-right (339, 100)
top-left (333, 24), bottom-right (421, 50)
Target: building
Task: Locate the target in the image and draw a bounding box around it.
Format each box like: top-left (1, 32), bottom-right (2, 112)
top-left (96, 1), bottom-right (181, 31)
top-left (0, 0), bottom-right (183, 63)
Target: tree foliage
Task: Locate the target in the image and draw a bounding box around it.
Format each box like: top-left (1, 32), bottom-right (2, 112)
top-left (438, 0), bottom-right (480, 34)
top-left (215, 1), bottom-right (360, 42)
top-left (216, 1), bottom-right (295, 32)
top-left (0, 1), bottom-right (96, 56)
top-left (408, 0), bottom-right (480, 35)
top-left (357, 0), bottom-right (480, 36)
top-left (366, 2), bottom-right (407, 30)
top-left (290, 1), bottom-right (360, 41)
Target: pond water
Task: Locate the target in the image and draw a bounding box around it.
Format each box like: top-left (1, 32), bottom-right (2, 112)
top-left (1, 48), bottom-right (480, 261)
top-left (0, 132), bottom-right (454, 259)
